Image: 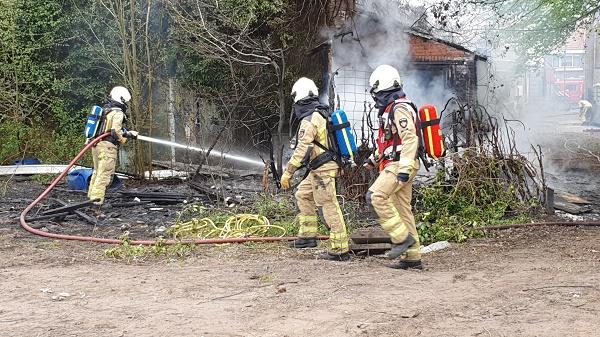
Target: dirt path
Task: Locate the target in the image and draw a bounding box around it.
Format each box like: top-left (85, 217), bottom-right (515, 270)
top-left (1, 226), bottom-right (599, 337)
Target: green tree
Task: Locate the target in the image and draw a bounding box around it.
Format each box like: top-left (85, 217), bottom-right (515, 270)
top-left (72, 0), bottom-right (169, 175)
top-left (0, 0), bottom-right (99, 163)
top-left (433, 0), bottom-right (600, 63)
top-left (0, 0), bottom-right (72, 125)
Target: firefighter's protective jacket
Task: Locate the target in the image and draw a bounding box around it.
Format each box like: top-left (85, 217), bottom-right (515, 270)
top-left (102, 108), bottom-right (128, 146)
top-left (287, 111), bottom-right (338, 173)
top-left (368, 100), bottom-right (419, 176)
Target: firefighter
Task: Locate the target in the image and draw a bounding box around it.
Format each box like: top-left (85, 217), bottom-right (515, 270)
top-left (88, 86), bottom-right (138, 205)
top-left (364, 65), bottom-right (422, 269)
top-left (280, 77), bottom-right (350, 261)
top-left (579, 99), bottom-right (593, 125)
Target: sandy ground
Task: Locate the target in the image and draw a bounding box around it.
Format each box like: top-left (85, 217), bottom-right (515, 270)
top-left (2, 110), bottom-right (600, 337)
top-left (1, 225), bottom-right (599, 337)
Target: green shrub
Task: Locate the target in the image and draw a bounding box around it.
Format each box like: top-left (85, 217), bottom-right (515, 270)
top-left (0, 121), bottom-right (90, 166)
top-left (414, 158), bottom-right (537, 244)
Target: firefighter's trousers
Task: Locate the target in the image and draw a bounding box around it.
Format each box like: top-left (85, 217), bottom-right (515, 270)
top-left (367, 162), bottom-right (421, 261)
top-left (295, 169), bottom-right (349, 254)
top-left (88, 141), bottom-right (118, 205)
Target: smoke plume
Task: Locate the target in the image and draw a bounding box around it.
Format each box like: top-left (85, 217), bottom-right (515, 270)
top-left (327, 0), bottom-right (454, 142)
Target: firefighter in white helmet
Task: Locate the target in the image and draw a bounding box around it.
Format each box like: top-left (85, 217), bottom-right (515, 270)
top-left (281, 77), bottom-right (350, 261)
top-left (364, 65), bottom-right (422, 269)
top-left (579, 99), bottom-right (593, 125)
top-left (88, 86), bottom-right (138, 205)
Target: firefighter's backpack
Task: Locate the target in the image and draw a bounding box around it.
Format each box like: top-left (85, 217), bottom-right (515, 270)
top-left (417, 104), bottom-right (446, 159)
top-left (330, 109), bottom-right (358, 163)
top-left (84, 105), bottom-right (105, 144)
top-left (310, 108), bottom-right (358, 169)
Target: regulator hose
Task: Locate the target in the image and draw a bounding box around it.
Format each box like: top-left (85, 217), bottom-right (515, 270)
top-left (19, 133), bottom-right (328, 245)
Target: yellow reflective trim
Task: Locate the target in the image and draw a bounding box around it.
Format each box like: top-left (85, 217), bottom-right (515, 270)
top-left (330, 232), bottom-right (349, 241)
top-left (334, 113), bottom-right (354, 161)
top-left (407, 247), bottom-right (420, 252)
top-left (316, 123), bottom-right (328, 156)
top-left (424, 108), bottom-right (435, 158)
top-left (388, 223), bottom-right (408, 240)
top-left (406, 249), bottom-right (421, 258)
top-left (298, 222), bottom-right (319, 236)
top-left (381, 215), bottom-right (402, 231)
top-left (299, 229), bottom-right (318, 235)
top-left (331, 241), bottom-right (349, 249)
top-left (298, 216), bottom-right (318, 223)
top-left (438, 128), bottom-right (445, 157)
top-left (329, 235), bottom-right (350, 252)
top-left (289, 158), bottom-right (302, 168)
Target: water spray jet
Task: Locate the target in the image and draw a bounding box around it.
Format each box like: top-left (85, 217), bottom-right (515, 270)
top-left (136, 135), bottom-right (265, 167)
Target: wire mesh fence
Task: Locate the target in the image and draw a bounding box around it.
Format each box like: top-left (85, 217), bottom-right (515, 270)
top-left (332, 66), bottom-right (378, 147)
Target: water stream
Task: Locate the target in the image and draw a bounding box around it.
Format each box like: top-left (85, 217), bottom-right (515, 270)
top-left (136, 135), bottom-right (265, 167)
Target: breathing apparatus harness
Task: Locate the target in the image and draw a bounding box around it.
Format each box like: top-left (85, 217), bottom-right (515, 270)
top-left (371, 88), bottom-right (430, 169)
top-left (290, 97), bottom-right (352, 172)
top-left (99, 100), bottom-right (129, 146)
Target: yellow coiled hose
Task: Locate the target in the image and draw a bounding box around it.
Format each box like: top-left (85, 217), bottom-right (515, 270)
top-left (169, 214), bottom-right (286, 239)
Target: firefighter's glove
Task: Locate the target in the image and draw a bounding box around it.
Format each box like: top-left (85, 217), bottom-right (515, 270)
top-left (124, 130), bottom-right (139, 139)
top-left (280, 171), bottom-right (293, 190)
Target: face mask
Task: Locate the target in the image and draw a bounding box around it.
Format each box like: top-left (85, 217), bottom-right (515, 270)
top-left (371, 89), bottom-right (405, 114)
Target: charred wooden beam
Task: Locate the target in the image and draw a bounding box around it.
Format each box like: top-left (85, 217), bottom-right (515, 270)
top-left (50, 198), bottom-right (98, 226)
top-left (40, 199), bottom-right (98, 216)
top-left (27, 212), bottom-right (71, 223)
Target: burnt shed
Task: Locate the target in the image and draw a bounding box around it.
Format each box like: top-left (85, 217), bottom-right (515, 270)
top-left (406, 30), bottom-right (488, 108)
top-left (329, 23), bottom-right (488, 143)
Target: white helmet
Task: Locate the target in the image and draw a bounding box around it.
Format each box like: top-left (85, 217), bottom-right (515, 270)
top-left (369, 65), bottom-right (402, 94)
top-left (110, 86), bottom-right (132, 104)
top-left (291, 77), bottom-right (318, 103)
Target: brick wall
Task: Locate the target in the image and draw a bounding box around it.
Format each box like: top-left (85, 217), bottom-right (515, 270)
top-left (408, 34), bottom-right (472, 62)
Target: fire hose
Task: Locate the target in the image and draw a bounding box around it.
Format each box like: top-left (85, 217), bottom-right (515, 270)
top-left (19, 133), bottom-right (329, 245)
top-left (19, 134), bottom-right (600, 245)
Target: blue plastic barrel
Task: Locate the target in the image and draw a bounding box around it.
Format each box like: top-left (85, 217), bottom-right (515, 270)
top-left (67, 168), bottom-right (123, 191)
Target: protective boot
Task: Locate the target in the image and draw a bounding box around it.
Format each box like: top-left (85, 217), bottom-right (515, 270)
top-left (317, 252), bottom-right (350, 261)
top-left (290, 237), bottom-right (317, 248)
top-left (386, 234), bottom-right (416, 259)
top-left (387, 260), bottom-right (423, 270)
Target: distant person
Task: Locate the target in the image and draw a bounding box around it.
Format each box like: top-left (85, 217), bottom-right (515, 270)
top-left (88, 86), bottom-right (138, 205)
top-left (363, 64), bottom-right (422, 270)
top-left (281, 77), bottom-right (350, 261)
top-left (578, 99), bottom-right (593, 125)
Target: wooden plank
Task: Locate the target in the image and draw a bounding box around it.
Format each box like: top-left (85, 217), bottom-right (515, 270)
top-left (40, 199), bottom-right (98, 216)
top-left (350, 227), bottom-right (391, 244)
top-left (350, 243), bottom-right (392, 251)
top-left (350, 243), bottom-right (391, 256)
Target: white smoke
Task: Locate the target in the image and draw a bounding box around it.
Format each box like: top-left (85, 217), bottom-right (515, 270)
top-left (328, 0), bottom-right (454, 143)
